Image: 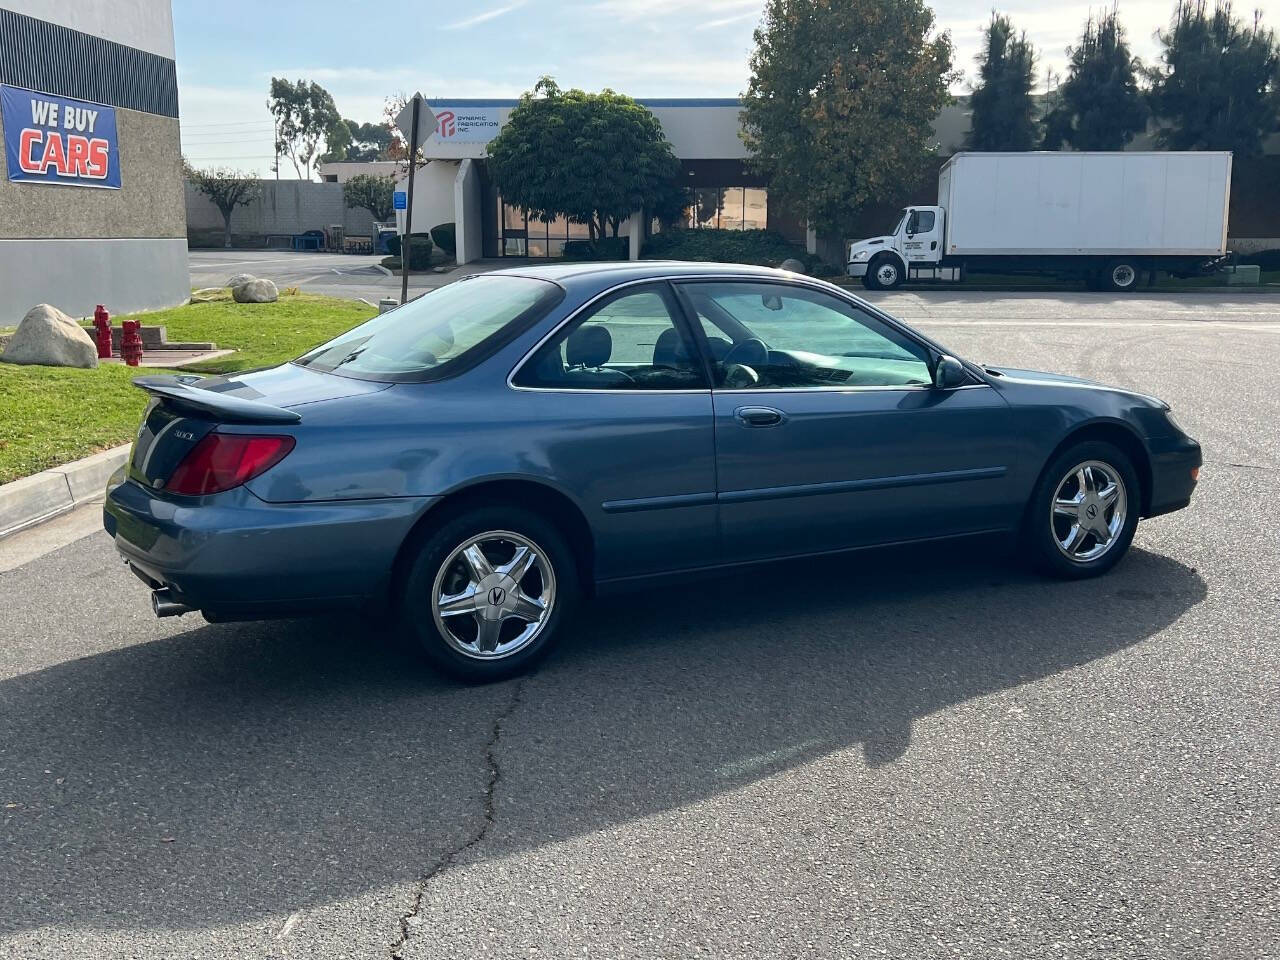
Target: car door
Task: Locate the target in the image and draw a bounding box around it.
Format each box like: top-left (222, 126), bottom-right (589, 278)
top-left (672, 279), bottom-right (1017, 564)
top-left (511, 282), bottom-right (718, 580)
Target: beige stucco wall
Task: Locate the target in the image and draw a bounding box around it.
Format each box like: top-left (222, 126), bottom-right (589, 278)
top-left (0, 105), bottom-right (185, 240)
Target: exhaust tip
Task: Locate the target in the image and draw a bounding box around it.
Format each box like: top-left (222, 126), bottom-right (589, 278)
top-left (152, 588), bottom-right (194, 618)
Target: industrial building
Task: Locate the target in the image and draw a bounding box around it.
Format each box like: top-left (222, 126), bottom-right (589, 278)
top-left (0, 0), bottom-right (187, 323)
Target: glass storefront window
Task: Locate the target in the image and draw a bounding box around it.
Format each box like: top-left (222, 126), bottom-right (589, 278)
top-left (685, 186), bottom-right (767, 231)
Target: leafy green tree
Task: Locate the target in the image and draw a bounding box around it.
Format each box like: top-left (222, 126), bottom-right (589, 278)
top-left (1042, 9), bottom-right (1148, 149)
top-left (741, 0), bottom-right (957, 236)
top-left (184, 161), bottom-right (261, 249)
top-left (324, 118), bottom-right (395, 162)
top-left (1147, 0), bottom-right (1280, 154)
top-left (968, 14), bottom-right (1038, 150)
top-left (487, 77), bottom-right (687, 240)
top-left (268, 78), bottom-right (345, 180)
top-left (343, 174), bottom-right (395, 221)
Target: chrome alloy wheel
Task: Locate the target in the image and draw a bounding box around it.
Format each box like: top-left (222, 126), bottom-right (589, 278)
top-left (431, 530), bottom-right (557, 660)
top-left (1050, 460), bottom-right (1128, 563)
top-left (876, 261), bottom-right (900, 286)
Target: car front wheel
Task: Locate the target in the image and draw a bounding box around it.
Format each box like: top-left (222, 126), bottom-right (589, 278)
top-left (1024, 441), bottom-right (1140, 579)
top-left (400, 505), bottom-right (578, 681)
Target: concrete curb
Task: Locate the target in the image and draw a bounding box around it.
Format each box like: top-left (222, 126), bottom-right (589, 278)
top-left (0, 443), bottom-right (130, 539)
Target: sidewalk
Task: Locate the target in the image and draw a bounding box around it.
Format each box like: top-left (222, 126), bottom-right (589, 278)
top-left (0, 444), bottom-right (129, 539)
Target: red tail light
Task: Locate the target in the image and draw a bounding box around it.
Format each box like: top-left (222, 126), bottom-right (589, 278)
top-left (166, 433), bottom-right (295, 496)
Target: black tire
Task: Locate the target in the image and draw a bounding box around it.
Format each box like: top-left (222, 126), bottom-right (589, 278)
top-left (1022, 440), bottom-right (1141, 580)
top-left (865, 253), bottom-right (904, 290)
top-left (1105, 259), bottom-right (1141, 292)
top-left (399, 504), bottom-right (579, 681)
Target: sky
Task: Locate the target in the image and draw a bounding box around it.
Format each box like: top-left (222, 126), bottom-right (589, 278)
top-left (175, 0), bottom-right (1279, 176)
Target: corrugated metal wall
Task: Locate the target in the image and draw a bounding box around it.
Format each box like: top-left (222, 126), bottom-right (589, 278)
top-left (0, 7), bottom-right (177, 117)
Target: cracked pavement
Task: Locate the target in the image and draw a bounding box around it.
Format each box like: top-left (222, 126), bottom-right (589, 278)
top-left (2, 290), bottom-right (1278, 958)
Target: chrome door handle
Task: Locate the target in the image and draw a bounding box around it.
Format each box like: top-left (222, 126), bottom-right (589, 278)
top-left (734, 406), bottom-right (784, 427)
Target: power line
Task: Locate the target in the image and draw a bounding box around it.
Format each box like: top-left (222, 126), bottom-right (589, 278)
top-left (179, 119), bottom-right (275, 128)
top-left (182, 135), bottom-right (276, 143)
top-left (185, 154), bottom-right (277, 160)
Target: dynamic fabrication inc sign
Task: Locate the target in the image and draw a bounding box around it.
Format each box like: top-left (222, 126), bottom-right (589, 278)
top-left (2, 84), bottom-right (121, 188)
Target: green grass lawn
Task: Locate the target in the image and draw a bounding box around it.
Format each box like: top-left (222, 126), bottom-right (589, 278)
top-left (0, 292), bottom-right (374, 484)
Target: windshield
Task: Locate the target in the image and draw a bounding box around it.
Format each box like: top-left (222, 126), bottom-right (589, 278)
top-left (887, 209), bottom-right (907, 236)
top-left (294, 275), bottom-right (562, 382)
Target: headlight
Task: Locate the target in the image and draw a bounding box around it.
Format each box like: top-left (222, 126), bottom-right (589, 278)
top-left (851, 250), bottom-right (870, 261)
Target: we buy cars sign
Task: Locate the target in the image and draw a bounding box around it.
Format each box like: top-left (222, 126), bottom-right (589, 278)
top-left (2, 85), bottom-right (120, 188)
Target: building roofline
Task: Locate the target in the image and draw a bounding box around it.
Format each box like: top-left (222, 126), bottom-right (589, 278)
top-left (425, 97), bottom-right (742, 108)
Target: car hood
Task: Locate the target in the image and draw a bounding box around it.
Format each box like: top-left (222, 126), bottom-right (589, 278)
top-left (984, 364), bottom-right (1170, 412)
top-left (982, 365), bottom-right (1106, 388)
top-left (195, 363), bottom-right (392, 408)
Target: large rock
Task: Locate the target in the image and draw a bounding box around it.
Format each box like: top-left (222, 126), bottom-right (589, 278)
top-left (232, 278), bottom-right (279, 304)
top-left (226, 273), bottom-right (256, 288)
top-left (0, 304), bottom-right (97, 368)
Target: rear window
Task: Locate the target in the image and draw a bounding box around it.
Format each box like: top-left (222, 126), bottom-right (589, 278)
top-left (293, 275), bottom-right (563, 382)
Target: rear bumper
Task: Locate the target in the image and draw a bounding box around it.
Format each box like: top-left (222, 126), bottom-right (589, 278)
top-left (103, 468), bottom-right (436, 618)
top-left (1145, 434), bottom-right (1202, 518)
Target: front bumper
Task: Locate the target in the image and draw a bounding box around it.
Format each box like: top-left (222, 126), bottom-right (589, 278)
top-left (1145, 434), bottom-right (1202, 518)
top-left (103, 468), bottom-right (436, 618)
top-left (847, 261), bottom-right (869, 278)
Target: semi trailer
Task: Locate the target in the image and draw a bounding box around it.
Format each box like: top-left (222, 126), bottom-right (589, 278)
top-left (847, 151), bottom-right (1233, 291)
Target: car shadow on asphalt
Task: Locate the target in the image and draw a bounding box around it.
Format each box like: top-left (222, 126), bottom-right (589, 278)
top-left (0, 544), bottom-right (1206, 937)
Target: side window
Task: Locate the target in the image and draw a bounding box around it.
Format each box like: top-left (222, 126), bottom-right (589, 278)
top-left (675, 281), bottom-right (933, 390)
top-left (915, 210), bottom-right (935, 233)
top-left (514, 285), bottom-right (708, 390)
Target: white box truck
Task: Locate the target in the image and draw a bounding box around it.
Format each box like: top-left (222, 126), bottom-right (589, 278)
top-left (847, 151), bottom-right (1232, 291)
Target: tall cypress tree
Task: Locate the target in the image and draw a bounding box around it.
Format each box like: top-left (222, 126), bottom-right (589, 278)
top-left (967, 14), bottom-right (1038, 151)
top-left (1147, 0), bottom-right (1280, 154)
top-left (1043, 8), bottom-right (1148, 149)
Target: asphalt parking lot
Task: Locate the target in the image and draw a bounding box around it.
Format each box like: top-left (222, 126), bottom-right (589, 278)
top-left (2, 289), bottom-right (1277, 959)
top-left (188, 249), bottom-right (498, 302)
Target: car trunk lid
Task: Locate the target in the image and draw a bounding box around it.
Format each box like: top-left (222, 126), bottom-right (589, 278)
top-left (127, 365), bottom-right (389, 490)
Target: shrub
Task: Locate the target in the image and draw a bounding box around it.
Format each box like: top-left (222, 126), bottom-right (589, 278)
top-left (642, 228), bottom-right (816, 270)
top-left (562, 236), bottom-right (629, 261)
top-left (386, 232), bottom-right (434, 270)
top-left (430, 222), bottom-right (457, 257)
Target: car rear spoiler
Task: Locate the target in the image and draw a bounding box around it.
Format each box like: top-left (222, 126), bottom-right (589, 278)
top-left (132, 375), bottom-right (302, 424)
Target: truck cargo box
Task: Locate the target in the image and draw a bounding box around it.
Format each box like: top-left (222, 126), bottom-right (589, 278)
top-left (939, 152), bottom-right (1231, 258)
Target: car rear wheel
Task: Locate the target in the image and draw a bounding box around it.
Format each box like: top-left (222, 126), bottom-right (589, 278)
top-left (400, 505), bottom-right (579, 681)
top-left (865, 253), bottom-right (904, 290)
top-left (1023, 441), bottom-right (1140, 579)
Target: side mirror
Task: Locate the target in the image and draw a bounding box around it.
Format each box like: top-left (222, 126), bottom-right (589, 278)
top-left (932, 354), bottom-right (967, 389)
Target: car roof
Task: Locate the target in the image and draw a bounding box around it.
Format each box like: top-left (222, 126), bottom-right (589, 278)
top-left (485, 260), bottom-right (811, 287)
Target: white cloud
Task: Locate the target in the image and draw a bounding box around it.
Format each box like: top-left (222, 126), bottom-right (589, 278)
top-left (696, 9), bottom-right (760, 30)
top-left (443, 1), bottom-right (526, 30)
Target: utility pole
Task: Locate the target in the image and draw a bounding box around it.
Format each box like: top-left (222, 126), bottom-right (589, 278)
top-left (394, 93), bottom-right (433, 305)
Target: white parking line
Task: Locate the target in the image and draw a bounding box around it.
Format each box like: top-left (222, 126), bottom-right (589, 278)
top-left (914, 320), bottom-right (1280, 332)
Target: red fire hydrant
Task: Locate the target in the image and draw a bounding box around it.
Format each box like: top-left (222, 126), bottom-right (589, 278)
top-left (121, 319), bottom-right (144, 367)
top-left (92, 304), bottom-right (113, 359)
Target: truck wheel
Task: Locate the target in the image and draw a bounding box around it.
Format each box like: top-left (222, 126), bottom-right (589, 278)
top-left (1106, 260), bottom-right (1140, 292)
top-left (867, 254), bottom-right (904, 290)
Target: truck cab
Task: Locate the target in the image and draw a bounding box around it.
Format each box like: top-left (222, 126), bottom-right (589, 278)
top-left (847, 206), bottom-right (945, 289)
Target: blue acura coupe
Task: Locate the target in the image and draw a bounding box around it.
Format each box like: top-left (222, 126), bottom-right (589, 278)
top-left (104, 263), bottom-right (1200, 680)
